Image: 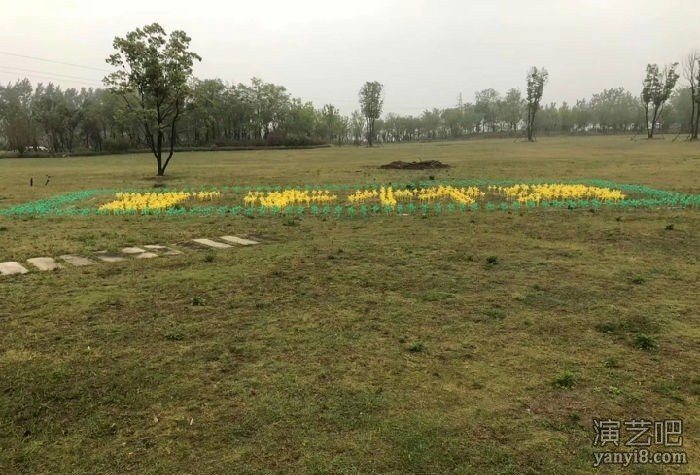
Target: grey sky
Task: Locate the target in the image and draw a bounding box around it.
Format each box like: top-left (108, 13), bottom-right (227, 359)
top-left (2, 0), bottom-right (698, 115)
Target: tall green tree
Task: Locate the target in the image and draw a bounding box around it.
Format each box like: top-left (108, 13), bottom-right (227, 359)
top-left (474, 88), bottom-right (500, 133)
top-left (104, 23), bottom-right (201, 175)
top-left (79, 89), bottom-right (108, 151)
top-left (283, 99), bottom-right (317, 143)
top-left (590, 88), bottom-right (641, 132)
top-left (501, 88), bottom-right (524, 132)
top-left (0, 79), bottom-right (35, 154)
top-left (358, 81), bottom-right (383, 146)
top-left (32, 83), bottom-right (82, 152)
top-left (186, 79), bottom-right (226, 145)
top-left (641, 63), bottom-right (679, 139)
top-left (683, 51), bottom-right (700, 139)
top-left (525, 67), bottom-right (549, 141)
top-left (441, 107), bottom-right (465, 138)
top-left (320, 104), bottom-right (340, 144)
top-left (421, 108), bottom-right (442, 139)
top-left (350, 110), bottom-right (365, 145)
top-left (667, 88), bottom-right (693, 134)
top-left (335, 115), bottom-right (349, 145)
top-left (248, 77), bottom-right (290, 141)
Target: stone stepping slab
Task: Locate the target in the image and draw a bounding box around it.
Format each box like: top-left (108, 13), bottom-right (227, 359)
top-left (122, 247), bottom-right (147, 255)
top-left (134, 252), bottom-right (158, 259)
top-left (59, 255), bottom-right (93, 266)
top-left (192, 238), bottom-right (232, 249)
top-left (95, 251), bottom-right (127, 263)
top-left (144, 245), bottom-right (182, 256)
top-left (121, 247), bottom-right (158, 259)
top-left (2, 237), bottom-right (260, 277)
top-left (0, 262), bottom-right (29, 275)
top-left (27, 257), bottom-right (64, 271)
top-left (220, 236), bottom-right (260, 246)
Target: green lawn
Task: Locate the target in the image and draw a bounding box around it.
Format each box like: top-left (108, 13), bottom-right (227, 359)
top-left (1, 137), bottom-right (698, 474)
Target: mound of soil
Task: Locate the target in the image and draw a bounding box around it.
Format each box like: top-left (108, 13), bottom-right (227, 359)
top-left (380, 160), bottom-right (449, 170)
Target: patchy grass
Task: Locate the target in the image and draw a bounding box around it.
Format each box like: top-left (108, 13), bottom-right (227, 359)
top-left (634, 333), bottom-right (659, 351)
top-left (553, 371), bottom-right (578, 389)
top-left (407, 341), bottom-right (427, 353)
top-left (0, 137), bottom-right (699, 474)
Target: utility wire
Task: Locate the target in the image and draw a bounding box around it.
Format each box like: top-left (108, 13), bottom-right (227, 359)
top-left (0, 68), bottom-right (103, 87)
top-left (0, 66), bottom-right (103, 84)
top-left (0, 51), bottom-right (446, 112)
top-left (0, 50), bottom-right (111, 73)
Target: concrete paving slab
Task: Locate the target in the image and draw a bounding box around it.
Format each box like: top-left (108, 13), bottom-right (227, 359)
top-left (95, 251), bottom-right (126, 263)
top-left (134, 252), bottom-right (158, 259)
top-left (143, 245), bottom-right (183, 256)
top-left (192, 238), bottom-right (232, 249)
top-left (220, 235), bottom-right (260, 246)
top-left (0, 262), bottom-right (29, 275)
top-left (59, 255), bottom-right (93, 266)
top-left (27, 257), bottom-right (64, 271)
top-left (122, 247), bottom-right (146, 255)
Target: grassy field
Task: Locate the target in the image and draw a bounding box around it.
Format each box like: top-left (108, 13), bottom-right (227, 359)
top-left (1, 136), bottom-right (698, 474)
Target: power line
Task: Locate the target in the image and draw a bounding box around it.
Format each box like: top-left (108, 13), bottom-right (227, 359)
top-left (0, 66), bottom-right (103, 84)
top-left (0, 50), bottom-right (111, 73)
top-left (0, 68), bottom-right (103, 88)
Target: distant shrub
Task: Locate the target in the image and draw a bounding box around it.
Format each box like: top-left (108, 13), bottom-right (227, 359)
top-left (596, 321), bottom-right (619, 334)
top-left (483, 308), bottom-right (506, 321)
top-left (634, 333), bottom-right (658, 351)
top-left (553, 371), bottom-right (577, 389)
top-left (407, 341), bottom-right (426, 353)
top-left (603, 357), bottom-right (621, 368)
top-left (608, 386), bottom-right (623, 395)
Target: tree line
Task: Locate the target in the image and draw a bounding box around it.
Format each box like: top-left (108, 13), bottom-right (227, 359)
top-left (2, 77), bottom-right (693, 153)
top-left (378, 85), bottom-right (691, 142)
top-left (0, 23), bottom-right (696, 171)
top-left (0, 77), bottom-right (338, 155)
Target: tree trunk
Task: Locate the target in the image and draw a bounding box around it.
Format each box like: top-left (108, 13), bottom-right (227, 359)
top-left (156, 154), bottom-right (164, 176)
top-left (157, 102), bottom-right (181, 176)
top-left (647, 105), bottom-right (660, 139)
top-left (690, 99), bottom-right (697, 140)
top-left (155, 129), bottom-right (164, 175)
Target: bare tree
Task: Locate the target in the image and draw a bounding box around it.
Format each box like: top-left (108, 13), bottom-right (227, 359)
top-left (641, 63), bottom-right (679, 139)
top-left (683, 51), bottom-right (700, 139)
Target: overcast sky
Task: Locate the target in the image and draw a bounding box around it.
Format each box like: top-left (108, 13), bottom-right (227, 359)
top-left (2, 0), bottom-right (698, 115)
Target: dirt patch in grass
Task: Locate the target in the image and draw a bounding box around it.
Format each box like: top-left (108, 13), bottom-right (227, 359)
top-left (379, 160), bottom-right (449, 170)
